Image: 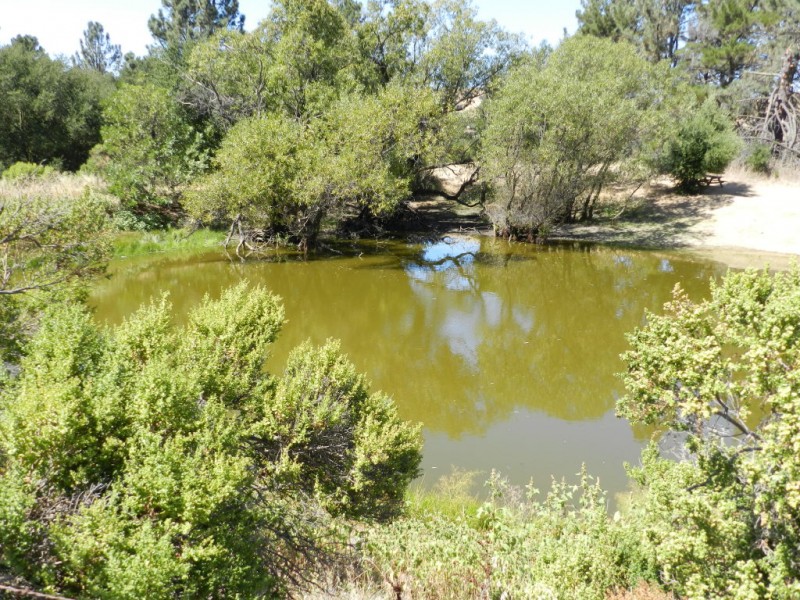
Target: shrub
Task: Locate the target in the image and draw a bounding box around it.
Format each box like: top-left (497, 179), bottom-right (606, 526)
top-left (745, 143), bottom-right (772, 174)
top-left (1, 161), bottom-right (56, 181)
top-left (361, 470), bottom-right (655, 599)
top-left (660, 98), bottom-right (741, 189)
top-left (619, 267), bottom-right (800, 598)
top-left (0, 283), bottom-right (421, 597)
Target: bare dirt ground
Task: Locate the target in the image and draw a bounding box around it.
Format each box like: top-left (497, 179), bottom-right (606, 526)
top-left (552, 171), bottom-right (800, 269)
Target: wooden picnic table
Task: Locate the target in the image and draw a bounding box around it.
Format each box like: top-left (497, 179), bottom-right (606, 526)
top-left (700, 173), bottom-right (724, 187)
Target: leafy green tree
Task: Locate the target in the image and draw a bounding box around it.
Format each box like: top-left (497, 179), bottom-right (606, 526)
top-left (353, 0), bottom-right (431, 89)
top-left (417, 0), bottom-right (526, 110)
top-left (313, 82), bottom-right (440, 223)
top-left (261, 0), bottom-right (353, 118)
top-left (185, 111), bottom-right (316, 243)
top-left (186, 81), bottom-right (438, 246)
top-left (481, 36), bottom-right (671, 239)
top-left (148, 0), bottom-right (244, 55)
top-left (184, 29), bottom-right (277, 127)
top-left (685, 0), bottom-right (785, 86)
top-left (74, 21), bottom-right (122, 74)
top-left (0, 36), bottom-right (113, 171)
top-left (577, 0), bottom-right (692, 65)
top-left (576, 0), bottom-right (640, 41)
top-left (619, 267), bottom-right (800, 598)
top-left (0, 283), bottom-right (421, 597)
top-left (98, 83), bottom-right (207, 221)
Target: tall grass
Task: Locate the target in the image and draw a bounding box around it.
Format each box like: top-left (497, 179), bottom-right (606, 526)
top-left (113, 228), bottom-right (226, 258)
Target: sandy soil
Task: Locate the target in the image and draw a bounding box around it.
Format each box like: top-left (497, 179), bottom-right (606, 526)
top-left (552, 172), bottom-right (800, 269)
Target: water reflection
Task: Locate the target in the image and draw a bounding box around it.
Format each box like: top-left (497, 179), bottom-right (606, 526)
top-left (90, 238), bottom-right (727, 494)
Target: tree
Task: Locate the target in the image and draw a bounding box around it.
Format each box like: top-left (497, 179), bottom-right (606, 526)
top-left (576, 0), bottom-right (640, 41)
top-left (185, 82), bottom-right (439, 247)
top-left (260, 0), bottom-right (352, 118)
top-left (417, 0), bottom-right (527, 110)
top-left (353, 0), bottom-right (431, 89)
top-left (0, 283), bottom-right (421, 597)
top-left (480, 37), bottom-right (672, 239)
top-left (184, 29), bottom-right (277, 128)
top-left (576, 0), bottom-right (693, 65)
top-left (98, 83), bottom-right (207, 221)
top-left (0, 36), bottom-right (113, 171)
top-left (185, 112), bottom-right (315, 245)
top-left (148, 0), bottom-right (244, 54)
top-left (619, 267), bottom-right (800, 597)
top-left (74, 21), bottom-right (122, 74)
top-left (684, 0), bottom-right (785, 86)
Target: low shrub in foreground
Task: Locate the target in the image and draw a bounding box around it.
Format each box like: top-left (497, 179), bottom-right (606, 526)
top-left (0, 283), bottom-right (421, 598)
top-left (358, 470), bottom-right (656, 600)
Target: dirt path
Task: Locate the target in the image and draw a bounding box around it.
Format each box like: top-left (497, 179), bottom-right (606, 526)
top-left (552, 173), bottom-right (800, 269)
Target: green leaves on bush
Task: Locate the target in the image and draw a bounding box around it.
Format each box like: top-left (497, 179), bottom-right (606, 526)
top-left (1, 162), bottom-right (56, 181)
top-left (481, 36), bottom-right (673, 238)
top-left (620, 267), bottom-right (800, 598)
top-left (98, 83), bottom-right (208, 216)
top-left (659, 97), bottom-right (741, 189)
top-left (0, 282), bottom-right (421, 597)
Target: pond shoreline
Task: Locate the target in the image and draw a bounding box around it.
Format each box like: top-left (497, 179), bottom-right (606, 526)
top-left (550, 173), bottom-right (800, 269)
top-left (414, 171), bottom-right (800, 270)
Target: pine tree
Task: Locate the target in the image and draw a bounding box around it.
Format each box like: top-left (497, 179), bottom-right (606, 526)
top-left (148, 0), bottom-right (245, 53)
top-left (74, 21), bottom-right (122, 74)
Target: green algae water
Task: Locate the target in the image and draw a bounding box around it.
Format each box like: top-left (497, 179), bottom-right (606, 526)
top-left (90, 237), bottom-right (727, 498)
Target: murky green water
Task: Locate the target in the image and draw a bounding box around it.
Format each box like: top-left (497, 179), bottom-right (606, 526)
top-left (90, 237), bottom-right (728, 497)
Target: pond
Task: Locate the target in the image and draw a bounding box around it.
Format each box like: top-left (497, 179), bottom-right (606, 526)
top-left (89, 237), bottom-right (729, 499)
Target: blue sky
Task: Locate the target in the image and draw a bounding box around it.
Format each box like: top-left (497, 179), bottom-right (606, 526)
top-left (0, 0), bottom-right (579, 58)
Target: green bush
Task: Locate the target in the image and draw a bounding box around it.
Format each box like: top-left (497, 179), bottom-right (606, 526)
top-left (1, 161), bottom-right (56, 181)
top-left (661, 98), bottom-right (741, 189)
top-left (745, 143), bottom-right (772, 174)
top-left (361, 470), bottom-right (655, 599)
top-left (0, 283), bottom-right (421, 598)
top-left (619, 267), bottom-right (800, 598)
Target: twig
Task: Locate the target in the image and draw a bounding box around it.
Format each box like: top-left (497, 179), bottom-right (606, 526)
top-left (0, 584), bottom-right (76, 600)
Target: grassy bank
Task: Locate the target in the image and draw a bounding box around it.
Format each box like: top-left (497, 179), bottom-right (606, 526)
top-left (112, 228), bottom-right (227, 258)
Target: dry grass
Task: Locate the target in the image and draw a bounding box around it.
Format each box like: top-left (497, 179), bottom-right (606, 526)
top-left (0, 173), bottom-right (109, 202)
top-left (726, 159), bottom-right (800, 185)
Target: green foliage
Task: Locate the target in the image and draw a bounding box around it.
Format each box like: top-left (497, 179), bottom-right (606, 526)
top-left (99, 83), bottom-right (208, 213)
top-left (74, 21), bottom-right (122, 74)
top-left (186, 82), bottom-right (439, 244)
top-left (148, 0), bottom-right (244, 59)
top-left (0, 187), bottom-right (111, 362)
top-left (686, 0), bottom-right (785, 87)
top-left (417, 0), bottom-right (526, 110)
top-left (0, 283), bottom-right (421, 597)
top-left (481, 36), bottom-right (672, 238)
top-left (659, 98), bottom-right (741, 189)
top-left (1, 161), bottom-right (56, 181)
top-left (184, 112), bottom-right (316, 239)
top-left (577, 0), bottom-right (692, 65)
top-left (363, 470), bottom-right (653, 599)
top-left (185, 29), bottom-right (277, 126)
top-left (619, 267), bottom-right (800, 598)
top-left (0, 36), bottom-right (114, 171)
top-left (746, 143), bottom-right (773, 174)
top-left (313, 82), bottom-right (440, 218)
